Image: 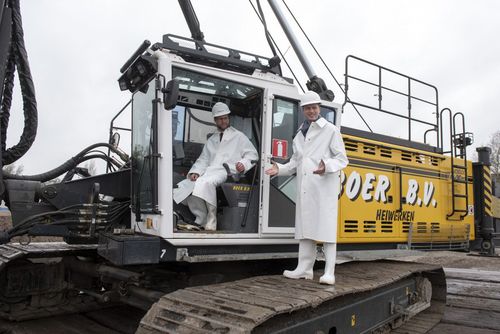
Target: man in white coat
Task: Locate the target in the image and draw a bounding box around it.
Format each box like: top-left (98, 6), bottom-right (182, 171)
top-left (176, 102), bottom-right (258, 231)
top-left (265, 91), bottom-right (348, 285)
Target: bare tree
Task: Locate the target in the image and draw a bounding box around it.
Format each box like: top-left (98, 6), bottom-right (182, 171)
top-left (43, 177), bottom-right (61, 185)
top-left (488, 130), bottom-right (500, 175)
top-left (84, 161), bottom-right (96, 176)
top-left (2, 164), bottom-right (24, 175)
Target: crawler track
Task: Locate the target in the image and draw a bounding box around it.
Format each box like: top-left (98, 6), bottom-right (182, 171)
top-left (0, 242), bottom-right (97, 270)
top-left (137, 261), bottom-right (446, 334)
top-left (0, 242), bottom-right (99, 321)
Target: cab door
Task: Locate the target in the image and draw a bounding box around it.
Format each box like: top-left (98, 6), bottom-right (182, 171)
top-left (261, 91), bottom-right (300, 234)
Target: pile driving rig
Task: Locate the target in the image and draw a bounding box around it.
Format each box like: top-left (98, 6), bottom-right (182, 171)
top-left (0, 0), bottom-right (495, 332)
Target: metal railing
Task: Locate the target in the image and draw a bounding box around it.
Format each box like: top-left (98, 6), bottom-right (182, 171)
top-left (440, 108), bottom-right (471, 220)
top-left (343, 55), bottom-right (440, 148)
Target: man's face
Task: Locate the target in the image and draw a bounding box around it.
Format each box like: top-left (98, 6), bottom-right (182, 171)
top-left (214, 115), bottom-right (230, 131)
top-left (302, 103), bottom-right (320, 122)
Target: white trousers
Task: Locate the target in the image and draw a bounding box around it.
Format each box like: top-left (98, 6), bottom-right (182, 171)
top-left (185, 195), bottom-right (217, 230)
top-left (191, 169), bottom-right (227, 207)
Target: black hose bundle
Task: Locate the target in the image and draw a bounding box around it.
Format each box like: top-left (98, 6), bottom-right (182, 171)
top-left (1, 0), bottom-right (38, 165)
top-left (2, 143), bottom-right (129, 182)
top-left (4, 200), bottom-right (131, 242)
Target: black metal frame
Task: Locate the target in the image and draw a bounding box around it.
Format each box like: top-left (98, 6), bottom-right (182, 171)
top-left (473, 148), bottom-right (496, 255)
top-left (107, 100), bottom-right (132, 173)
top-left (343, 55), bottom-right (440, 148)
top-left (156, 34), bottom-right (283, 76)
top-left (151, 82), bottom-right (160, 213)
top-left (130, 78), bottom-right (161, 217)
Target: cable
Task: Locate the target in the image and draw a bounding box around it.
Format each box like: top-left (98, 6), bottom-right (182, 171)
top-left (4, 154), bottom-right (97, 182)
top-left (281, 0), bottom-right (373, 132)
top-left (82, 151), bottom-right (123, 168)
top-left (248, 0), bottom-right (304, 92)
top-left (1, 0), bottom-right (39, 165)
top-left (1, 55), bottom-right (15, 153)
top-left (2, 143), bottom-right (129, 182)
top-left (256, 0), bottom-right (278, 58)
top-left (7, 200), bottom-right (131, 239)
top-left (74, 143), bottom-right (129, 162)
top-left (8, 209), bottom-right (80, 234)
top-left (61, 150), bottom-right (123, 182)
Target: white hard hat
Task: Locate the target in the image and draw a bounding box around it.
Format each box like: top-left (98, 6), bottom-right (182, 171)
top-left (300, 91), bottom-right (322, 107)
top-left (212, 102), bottom-right (231, 118)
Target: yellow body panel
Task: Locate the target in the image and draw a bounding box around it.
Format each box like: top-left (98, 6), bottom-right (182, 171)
top-left (337, 134), bottom-right (474, 245)
top-left (492, 197), bottom-right (500, 219)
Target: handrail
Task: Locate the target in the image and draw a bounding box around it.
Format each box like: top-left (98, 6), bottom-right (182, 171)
top-left (107, 99), bottom-right (132, 172)
top-left (344, 55), bottom-right (440, 148)
top-left (441, 108), bottom-right (470, 220)
top-left (452, 112), bottom-right (469, 219)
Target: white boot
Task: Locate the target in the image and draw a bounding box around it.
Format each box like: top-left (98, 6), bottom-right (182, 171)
top-left (283, 239), bottom-right (316, 280)
top-left (319, 243), bottom-right (337, 285)
top-left (204, 203), bottom-right (217, 231)
top-left (185, 196), bottom-right (208, 225)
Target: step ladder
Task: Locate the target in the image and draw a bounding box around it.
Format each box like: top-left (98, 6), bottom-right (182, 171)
top-left (440, 108), bottom-right (473, 220)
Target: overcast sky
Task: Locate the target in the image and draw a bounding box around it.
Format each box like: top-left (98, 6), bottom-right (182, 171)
top-left (7, 0), bottom-right (500, 174)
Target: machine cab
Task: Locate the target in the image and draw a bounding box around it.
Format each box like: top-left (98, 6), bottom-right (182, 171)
top-left (125, 48), bottom-right (342, 247)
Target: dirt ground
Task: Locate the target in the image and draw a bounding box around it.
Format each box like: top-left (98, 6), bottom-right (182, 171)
top-left (395, 249), bottom-right (500, 271)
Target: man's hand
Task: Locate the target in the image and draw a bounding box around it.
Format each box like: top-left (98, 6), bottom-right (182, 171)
top-left (235, 162), bottom-right (245, 173)
top-left (313, 160), bottom-right (325, 175)
top-left (188, 173), bottom-right (199, 181)
top-left (265, 162), bottom-right (279, 176)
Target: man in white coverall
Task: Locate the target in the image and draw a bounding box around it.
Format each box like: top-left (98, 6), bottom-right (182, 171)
top-left (265, 91), bottom-right (348, 285)
top-left (176, 102), bottom-right (258, 231)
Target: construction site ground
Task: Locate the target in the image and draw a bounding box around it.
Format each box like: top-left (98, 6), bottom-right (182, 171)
top-left (395, 250), bottom-right (500, 334)
top-left (0, 249), bottom-right (498, 333)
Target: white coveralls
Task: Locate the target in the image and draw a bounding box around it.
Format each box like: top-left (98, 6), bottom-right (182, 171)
top-left (276, 117), bottom-right (348, 284)
top-left (276, 117), bottom-right (348, 242)
top-left (175, 126), bottom-right (258, 227)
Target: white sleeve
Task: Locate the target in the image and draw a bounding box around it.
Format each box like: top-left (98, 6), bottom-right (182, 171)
top-left (189, 142), bottom-right (211, 176)
top-left (237, 134), bottom-right (259, 172)
top-left (323, 127), bottom-right (349, 173)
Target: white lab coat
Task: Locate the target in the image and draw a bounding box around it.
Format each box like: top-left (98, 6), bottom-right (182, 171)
top-left (177, 126), bottom-right (258, 207)
top-left (276, 117), bottom-right (348, 242)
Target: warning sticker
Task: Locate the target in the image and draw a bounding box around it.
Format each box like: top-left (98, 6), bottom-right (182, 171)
top-left (272, 139), bottom-right (288, 159)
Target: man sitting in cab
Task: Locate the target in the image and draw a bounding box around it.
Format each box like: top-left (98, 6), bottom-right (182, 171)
top-left (174, 102), bottom-right (258, 231)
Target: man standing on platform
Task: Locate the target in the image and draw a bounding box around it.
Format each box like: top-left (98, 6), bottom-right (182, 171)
top-left (266, 91), bottom-right (348, 285)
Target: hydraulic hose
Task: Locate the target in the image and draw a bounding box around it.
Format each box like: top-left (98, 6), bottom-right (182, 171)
top-left (2, 143), bottom-right (129, 182)
top-left (1, 55), bottom-right (15, 153)
top-left (1, 0), bottom-right (38, 165)
top-left (3, 155), bottom-right (91, 182)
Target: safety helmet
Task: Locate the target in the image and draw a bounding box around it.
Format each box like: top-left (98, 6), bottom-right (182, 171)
top-left (300, 91), bottom-right (322, 107)
top-left (212, 102), bottom-right (231, 118)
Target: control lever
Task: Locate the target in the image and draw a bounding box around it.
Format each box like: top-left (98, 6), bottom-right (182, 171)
top-left (222, 163), bottom-right (241, 183)
top-left (241, 159), bottom-right (259, 228)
